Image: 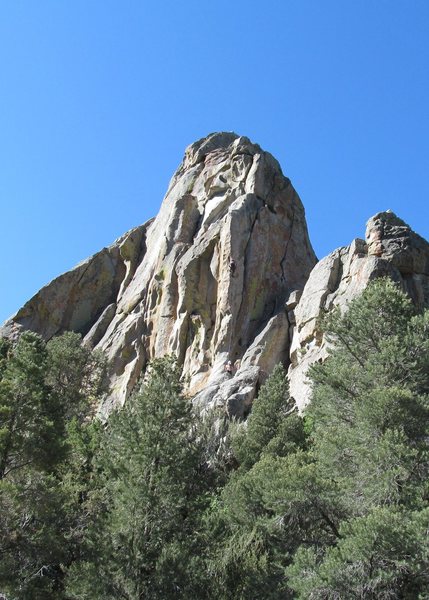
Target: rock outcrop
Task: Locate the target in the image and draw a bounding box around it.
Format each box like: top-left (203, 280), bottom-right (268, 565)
top-left (1, 133), bottom-right (317, 416)
top-left (3, 134), bottom-right (429, 415)
top-left (288, 211), bottom-right (429, 410)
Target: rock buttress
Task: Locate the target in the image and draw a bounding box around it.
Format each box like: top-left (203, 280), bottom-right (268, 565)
top-left (1, 133), bottom-right (317, 417)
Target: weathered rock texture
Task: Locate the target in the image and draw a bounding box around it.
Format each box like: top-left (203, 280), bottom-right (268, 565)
top-left (288, 211), bottom-right (429, 410)
top-left (3, 134), bottom-right (429, 415)
top-left (1, 133), bottom-right (317, 416)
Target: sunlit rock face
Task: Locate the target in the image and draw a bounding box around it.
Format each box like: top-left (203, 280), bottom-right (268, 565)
top-left (1, 133), bottom-right (317, 416)
top-left (4, 134), bottom-right (428, 416)
top-left (288, 211), bottom-right (429, 410)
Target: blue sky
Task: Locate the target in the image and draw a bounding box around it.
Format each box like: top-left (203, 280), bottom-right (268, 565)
top-left (1, 1), bottom-right (429, 323)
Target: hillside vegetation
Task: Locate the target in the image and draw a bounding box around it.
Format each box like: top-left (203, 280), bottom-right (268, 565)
top-left (1, 279), bottom-right (428, 599)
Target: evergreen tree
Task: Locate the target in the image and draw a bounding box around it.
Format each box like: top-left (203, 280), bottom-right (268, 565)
top-left (232, 363), bottom-right (306, 472)
top-left (288, 507), bottom-right (429, 599)
top-left (0, 332), bottom-right (59, 479)
top-left (287, 279), bottom-right (429, 598)
top-left (3, 278), bottom-right (429, 599)
top-left (208, 280), bottom-right (429, 599)
top-left (307, 279), bottom-right (429, 515)
top-left (46, 331), bottom-right (106, 421)
top-left (206, 364), bottom-right (310, 599)
top-left (66, 357), bottom-right (206, 600)
top-left (0, 331), bottom-right (105, 599)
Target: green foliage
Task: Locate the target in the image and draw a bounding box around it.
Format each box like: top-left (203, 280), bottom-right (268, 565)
top-left (66, 357), bottom-right (206, 599)
top-left (0, 332), bottom-right (59, 479)
top-left (2, 278), bottom-right (429, 599)
top-left (286, 279), bottom-right (429, 597)
top-left (46, 331), bottom-right (107, 420)
top-left (192, 405), bottom-right (236, 489)
top-left (308, 279), bottom-right (429, 515)
top-left (0, 336), bottom-right (11, 379)
top-left (0, 330), bottom-right (105, 599)
top-left (206, 279), bottom-right (429, 599)
top-left (232, 363), bottom-right (305, 471)
top-left (206, 364), bottom-right (309, 599)
top-left (287, 507), bottom-right (429, 599)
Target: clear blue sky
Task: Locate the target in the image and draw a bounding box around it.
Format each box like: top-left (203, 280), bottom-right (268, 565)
top-left (1, 1), bottom-right (429, 323)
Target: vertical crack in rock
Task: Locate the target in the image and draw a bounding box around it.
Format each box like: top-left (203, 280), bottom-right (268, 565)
top-left (3, 139), bottom-right (429, 420)
top-left (234, 199), bottom-right (263, 352)
top-left (280, 200), bottom-right (295, 283)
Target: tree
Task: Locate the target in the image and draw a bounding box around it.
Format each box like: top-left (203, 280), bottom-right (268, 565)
top-left (0, 332), bottom-right (58, 480)
top-left (4, 278), bottom-right (428, 599)
top-left (307, 279), bottom-right (429, 514)
top-left (206, 364), bottom-right (312, 599)
top-left (0, 331), bottom-right (105, 599)
top-left (66, 357), bottom-right (205, 600)
top-left (46, 331), bottom-right (106, 421)
top-left (208, 280), bottom-right (429, 599)
top-left (232, 363), bottom-right (306, 472)
top-left (286, 279), bottom-right (429, 598)
top-left (288, 507), bottom-right (429, 599)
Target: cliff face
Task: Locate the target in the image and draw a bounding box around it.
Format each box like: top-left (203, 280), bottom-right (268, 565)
top-left (2, 134), bottom-right (429, 415)
top-left (1, 133), bottom-right (317, 415)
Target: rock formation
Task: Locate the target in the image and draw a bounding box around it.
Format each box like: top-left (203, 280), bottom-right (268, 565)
top-left (2, 134), bottom-right (429, 415)
top-left (288, 211), bottom-right (429, 409)
top-left (1, 133), bottom-right (317, 416)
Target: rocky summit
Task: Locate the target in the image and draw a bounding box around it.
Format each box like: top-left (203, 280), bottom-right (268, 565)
top-left (2, 133), bottom-right (429, 415)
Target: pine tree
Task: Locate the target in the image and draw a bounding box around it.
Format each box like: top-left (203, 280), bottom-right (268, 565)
top-left (307, 279), bottom-right (429, 514)
top-left (232, 363), bottom-right (305, 471)
top-left (288, 506), bottom-right (429, 599)
top-left (0, 332), bottom-right (59, 479)
top-left (206, 363), bottom-right (310, 599)
top-left (207, 280), bottom-right (429, 599)
top-left (66, 356), bottom-right (205, 600)
top-left (287, 279), bottom-right (429, 598)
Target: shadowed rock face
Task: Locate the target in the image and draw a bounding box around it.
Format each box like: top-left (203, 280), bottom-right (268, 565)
top-left (288, 211), bottom-right (429, 410)
top-left (1, 133), bottom-right (317, 416)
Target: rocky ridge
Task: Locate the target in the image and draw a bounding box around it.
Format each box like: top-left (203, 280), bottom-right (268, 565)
top-left (2, 134), bottom-right (429, 415)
